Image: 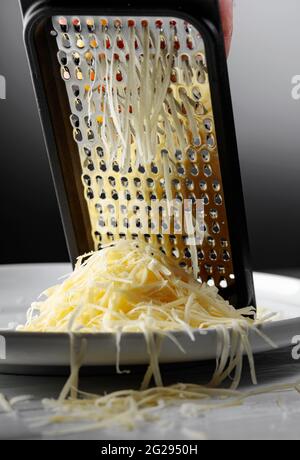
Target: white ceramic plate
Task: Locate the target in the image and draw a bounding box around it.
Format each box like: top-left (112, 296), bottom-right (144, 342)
top-left (0, 264), bottom-right (300, 374)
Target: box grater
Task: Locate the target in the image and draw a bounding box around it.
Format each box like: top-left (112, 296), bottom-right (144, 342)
top-left (20, 0), bottom-right (255, 309)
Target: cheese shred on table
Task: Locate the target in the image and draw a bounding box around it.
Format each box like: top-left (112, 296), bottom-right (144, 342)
top-left (18, 240), bottom-right (276, 432)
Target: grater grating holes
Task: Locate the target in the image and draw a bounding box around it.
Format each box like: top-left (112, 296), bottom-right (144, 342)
top-left (53, 15), bottom-right (235, 289)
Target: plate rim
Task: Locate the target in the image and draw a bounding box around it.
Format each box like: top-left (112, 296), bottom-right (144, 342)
top-left (0, 271), bottom-right (300, 372)
top-left (0, 314), bottom-right (299, 338)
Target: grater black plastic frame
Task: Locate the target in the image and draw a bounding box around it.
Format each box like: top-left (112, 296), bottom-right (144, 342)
top-left (20, 0), bottom-right (256, 309)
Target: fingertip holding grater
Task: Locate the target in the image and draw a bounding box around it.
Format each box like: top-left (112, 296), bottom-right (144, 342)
top-left (20, 0), bottom-right (256, 310)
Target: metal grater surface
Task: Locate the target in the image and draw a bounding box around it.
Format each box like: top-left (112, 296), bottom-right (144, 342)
top-left (52, 15), bottom-right (235, 291)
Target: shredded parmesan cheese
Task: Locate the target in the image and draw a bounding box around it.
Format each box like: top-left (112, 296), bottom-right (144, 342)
top-left (22, 380), bottom-right (300, 436)
top-left (17, 240), bottom-right (281, 433)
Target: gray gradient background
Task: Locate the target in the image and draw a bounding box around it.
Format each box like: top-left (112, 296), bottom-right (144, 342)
top-left (0, 0), bottom-right (299, 269)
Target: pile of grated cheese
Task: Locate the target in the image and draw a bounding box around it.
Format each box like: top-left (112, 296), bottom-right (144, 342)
top-left (18, 240), bottom-right (277, 433)
top-left (20, 240), bottom-right (254, 333)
